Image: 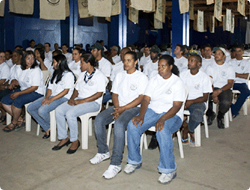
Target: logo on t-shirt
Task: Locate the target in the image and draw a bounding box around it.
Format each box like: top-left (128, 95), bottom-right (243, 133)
top-left (130, 84), bottom-right (137, 91)
top-left (194, 84), bottom-right (200, 90)
top-left (221, 71), bottom-right (226, 77)
top-left (179, 63), bottom-right (183, 67)
top-left (241, 66), bottom-right (245, 70)
top-left (88, 80), bottom-right (94, 86)
top-left (166, 88), bottom-right (172, 94)
top-left (26, 77), bottom-right (30, 83)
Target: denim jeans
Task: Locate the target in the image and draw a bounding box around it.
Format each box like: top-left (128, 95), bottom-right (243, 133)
top-left (55, 101), bottom-right (100, 142)
top-left (231, 83), bottom-right (250, 116)
top-left (2, 88), bottom-right (43, 109)
top-left (102, 88), bottom-right (112, 104)
top-left (186, 102), bottom-right (206, 133)
top-left (94, 106), bottom-right (140, 166)
top-left (127, 108), bottom-right (182, 174)
top-left (207, 88), bottom-right (232, 119)
top-left (27, 96), bottom-right (68, 131)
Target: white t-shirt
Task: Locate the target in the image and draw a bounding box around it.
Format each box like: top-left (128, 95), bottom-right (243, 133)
top-left (174, 56), bottom-right (188, 73)
top-left (15, 67), bottom-right (45, 95)
top-left (206, 61), bottom-right (235, 88)
top-left (98, 57), bottom-right (112, 78)
top-left (63, 52), bottom-right (72, 64)
top-left (144, 74), bottom-right (186, 120)
top-left (0, 62), bottom-right (10, 81)
top-left (228, 58), bottom-right (250, 84)
top-left (201, 57), bottom-right (214, 73)
top-left (111, 70), bottom-right (148, 107)
top-left (48, 71), bottom-right (75, 99)
top-left (180, 70), bottom-right (212, 100)
top-left (68, 60), bottom-right (81, 77)
top-left (110, 61), bottom-right (124, 82)
top-left (26, 47), bottom-right (35, 52)
top-left (45, 51), bottom-right (53, 62)
top-left (143, 60), bottom-right (158, 77)
top-left (75, 69), bottom-right (106, 105)
top-left (139, 55), bottom-right (151, 66)
top-left (5, 59), bottom-right (13, 68)
top-left (112, 55), bottom-right (121, 64)
top-left (9, 64), bottom-right (21, 84)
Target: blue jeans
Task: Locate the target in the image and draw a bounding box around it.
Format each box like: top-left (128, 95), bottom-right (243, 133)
top-left (127, 108), bottom-right (182, 174)
top-left (55, 101), bottom-right (100, 142)
top-left (27, 96), bottom-right (68, 131)
top-left (186, 102), bottom-right (206, 133)
top-left (94, 106), bottom-right (140, 166)
top-left (231, 83), bottom-right (250, 116)
top-left (2, 88), bottom-right (43, 109)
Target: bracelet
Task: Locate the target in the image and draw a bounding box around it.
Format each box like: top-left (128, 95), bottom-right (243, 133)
top-left (220, 89), bottom-right (223, 92)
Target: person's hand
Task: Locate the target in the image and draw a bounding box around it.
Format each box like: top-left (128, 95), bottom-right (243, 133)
top-left (213, 96), bottom-right (219, 104)
top-left (155, 118), bottom-right (165, 132)
top-left (8, 83), bottom-right (15, 90)
top-left (74, 99), bottom-right (83, 105)
top-left (184, 100), bottom-right (193, 109)
top-left (212, 89), bottom-right (221, 98)
top-left (42, 98), bottom-right (53, 105)
top-left (111, 106), bottom-right (125, 120)
top-left (132, 115), bottom-right (144, 127)
top-left (0, 85), bottom-right (6, 91)
top-left (10, 92), bottom-right (20, 99)
top-left (68, 99), bottom-right (75, 106)
top-left (37, 57), bottom-right (43, 63)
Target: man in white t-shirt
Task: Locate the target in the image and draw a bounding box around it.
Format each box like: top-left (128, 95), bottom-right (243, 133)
top-left (180, 54), bottom-right (212, 145)
top-left (228, 44), bottom-right (250, 118)
top-left (90, 43), bottom-right (112, 103)
top-left (201, 44), bottom-right (214, 73)
top-left (26, 39), bottom-right (36, 52)
top-left (174, 44), bottom-right (188, 73)
top-left (206, 47), bottom-right (234, 129)
top-left (139, 46), bottom-right (150, 71)
top-left (62, 44), bottom-right (72, 64)
top-left (110, 46), bottom-right (121, 64)
top-left (143, 45), bottom-right (160, 78)
top-left (44, 43), bottom-right (53, 62)
top-left (4, 50), bottom-right (13, 68)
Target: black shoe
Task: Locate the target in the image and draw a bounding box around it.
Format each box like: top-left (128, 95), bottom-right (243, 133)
top-left (148, 134), bottom-right (158, 150)
top-left (207, 112), bottom-right (216, 126)
top-left (67, 141), bottom-right (80, 154)
top-left (42, 132), bottom-right (50, 139)
top-left (52, 139), bottom-right (71, 151)
top-left (217, 118), bottom-right (225, 129)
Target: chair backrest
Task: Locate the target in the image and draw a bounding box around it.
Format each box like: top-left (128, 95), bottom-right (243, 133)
top-left (42, 70), bottom-right (52, 85)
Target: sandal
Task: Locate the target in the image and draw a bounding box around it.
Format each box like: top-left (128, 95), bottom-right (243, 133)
top-left (189, 139), bottom-right (196, 147)
top-left (15, 120), bottom-right (26, 131)
top-left (3, 123), bottom-right (18, 133)
top-left (181, 138), bottom-right (189, 145)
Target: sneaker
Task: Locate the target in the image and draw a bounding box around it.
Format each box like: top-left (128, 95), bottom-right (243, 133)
top-left (102, 165), bottom-right (121, 179)
top-left (89, 152), bottom-right (110, 164)
top-left (124, 163), bottom-right (142, 174)
top-left (158, 171), bottom-right (177, 184)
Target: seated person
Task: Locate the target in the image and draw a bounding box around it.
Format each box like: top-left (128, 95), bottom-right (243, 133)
top-left (2, 51), bottom-right (44, 132)
top-left (53, 54), bottom-right (106, 154)
top-left (5, 50), bottom-right (13, 68)
top-left (62, 44), bottom-right (72, 64)
top-left (35, 47), bottom-right (53, 73)
top-left (174, 44), bottom-right (188, 73)
top-left (44, 43), bottom-right (53, 62)
top-left (206, 47), bottom-right (234, 128)
top-left (0, 50), bottom-right (23, 124)
top-left (228, 44), bottom-right (250, 118)
top-left (26, 39), bottom-right (36, 52)
top-left (68, 48), bottom-right (82, 77)
top-left (180, 54), bottom-right (212, 145)
top-left (90, 51), bottom-right (148, 179)
top-left (143, 45), bottom-right (160, 78)
top-left (110, 45), bottom-right (121, 64)
top-left (124, 55), bottom-right (186, 184)
top-left (27, 54), bottom-right (75, 139)
top-left (139, 46), bottom-right (150, 72)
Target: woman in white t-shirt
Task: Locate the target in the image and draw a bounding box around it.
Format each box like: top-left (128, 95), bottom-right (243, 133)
top-left (89, 51), bottom-right (148, 179)
top-left (35, 48), bottom-right (53, 73)
top-left (124, 55), bottom-right (186, 184)
top-left (2, 51), bottom-right (44, 132)
top-left (53, 54), bottom-right (106, 154)
top-left (68, 48), bottom-right (82, 77)
top-left (27, 54), bottom-right (76, 139)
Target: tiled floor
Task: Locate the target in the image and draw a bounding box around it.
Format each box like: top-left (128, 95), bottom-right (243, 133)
top-left (0, 101), bottom-right (250, 190)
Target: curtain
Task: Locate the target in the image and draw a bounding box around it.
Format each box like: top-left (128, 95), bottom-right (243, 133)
top-left (179, 0), bottom-right (189, 14)
top-left (88, 0), bottom-right (112, 17)
top-left (130, 0), bottom-right (153, 12)
top-left (237, 0), bottom-right (245, 17)
top-left (78, 0), bottom-right (91, 18)
top-left (197, 10), bottom-right (204, 32)
top-left (128, 7), bottom-right (139, 24)
top-left (40, 0), bottom-right (66, 20)
top-left (214, 0), bottom-right (222, 21)
top-left (9, 0), bottom-right (33, 15)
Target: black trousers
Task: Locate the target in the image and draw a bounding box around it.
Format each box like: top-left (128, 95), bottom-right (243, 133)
top-left (206, 88), bottom-right (233, 119)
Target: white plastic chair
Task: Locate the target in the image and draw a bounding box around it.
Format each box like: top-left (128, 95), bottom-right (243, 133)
top-left (213, 103), bottom-right (232, 128)
top-left (232, 90), bottom-right (248, 115)
top-left (25, 70), bottom-right (51, 132)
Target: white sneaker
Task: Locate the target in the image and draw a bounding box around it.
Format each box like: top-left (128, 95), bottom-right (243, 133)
top-left (158, 171), bottom-right (177, 184)
top-left (89, 152), bottom-right (110, 164)
top-left (124, 163), bottom-right (142, 174)
top-left (102, 165), bottom-right (121, 179)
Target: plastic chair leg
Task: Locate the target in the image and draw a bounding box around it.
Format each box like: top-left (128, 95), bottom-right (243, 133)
top-left (194, 124), bottom-right (201, 147)
top-left (50, 110), bottom-right (56, 142)
top-left (176, 130), bottom-right (184, 158)
top-left (6, 113), bottom-right (11, 125)
top-left (203, 115), bottom-right (209, 138)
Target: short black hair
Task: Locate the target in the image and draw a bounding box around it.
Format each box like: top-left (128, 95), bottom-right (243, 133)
top-left (81, 53), bottom-right (98, 67)
top-left (30, 39), bottom-right (35, 43)
top-left (235, 44), bottom-right (244, 50)
top-left (45, 42), bottom-right (51, 47)
top-left (203, 44), bottom-right (212, 50)
top-left (62, 44), bottom-right (69, 48)
top-left (176, 44), bottom-right (185, 56)
top-left (5, 50), bottom-right (12, 55)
